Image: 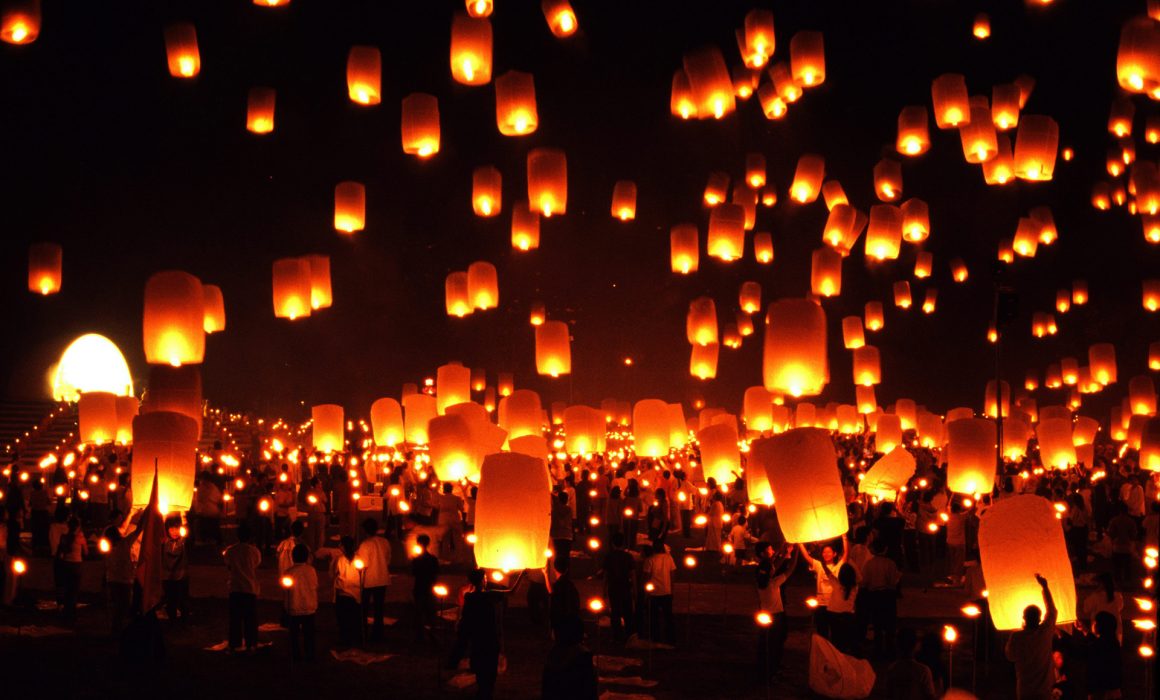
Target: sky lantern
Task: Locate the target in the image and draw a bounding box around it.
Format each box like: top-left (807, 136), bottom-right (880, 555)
top-left (1116, 16), bottom-right (1160, 94)
top-left (303, 254), bottom-right (332, 311)
top-left (1055, 290), bottom-right (1072, 314)
top-left (979, 495), bottom-right (1078, 631)
top-left (865, 205), bottom-right (902, 261)
top-left (689, 343), bottom-right (719, 380)
top-left (466, 0), bottom-right (492, 18)
top-left (763, 298), bottom-right (827, 397)
top-left (115, 395), bottom-right (138, 445)
top-left (860, 446), bottom-right (915, 500)
top-left (1145, 279), bottom-right (1160, 311)
top-left (1025, 369), bottom-right (1040, 391)
top-left (472, 166), bottom-right (502, 217)
top-left (1149, 341), bottom-right (1160, 370)
top-left (931, 73), bottom-right (969, 128)
top-left (445, 271), bottom-right (473, 318)
top-left (271, 258), bottom-right (312, 321)
top-left (670, 69), bottom-right (697, 119)
top-left (142, 365), bottom-right (202, 434)
top-left (1130, 375), bottom-right (1157, 415)
top-left (683, 46), bottom-right (735, 119)
top-left (856, 385), bottom-right (877, 415)
top-left (707, 204), bottom-right (745, 260)
top-left (811, 247), bottom-right (843, 297)
top-left (1013, 218), bottom-right (1039, 258)
top-left (494, 70), bottom-right (537, 135)
top-left (822, 203), bottom-right (858, 252)
top-left (789, 30), bottom-right (825, 87)
top-left (852, 345), bottom-right (881, 386)
top-left (686, 297), bottom-right (718, 346)
top-left (611, 180), bottom-right (637, 220)
top-left (921, 288), bottom-right (937, 314)
top-left (527, 148), bottom-right (567, 217)
top-left (1060, 357), bottom-right (1079, 385)
top-left (27, 242), bottom-right (61, 295)
top-left (535, 321), bottom-right (571, 377)
top-left (842, 316), bottom-right (865, 349)
top-left (1091, 183), bottom-right (1111, 210)
top-left (972, 13), bottom-right (991, 39)
top-left (131, 411), bottom-right (199, 514)
top-left (564, 405), bottom-right (605, 455)
top-left (892, 280), bottom-right (912, 309)
top-left (861, 302), bottom-right (883, 333)
top-left (346, 46), bottom-right (381, 105)
top-left (428, 414), bottom-right (477, 482)
top-left (793, 403), bottom-right (817, 429)
top-left (527, 302), bottom-right (546, 328)
top-left (474, 451), bottom-right (551, 571)
top-left (873, 158), bottom-right (903, 202)
top-left (144, 271), bottom-right (205, 366)
top-left (741, 8), bottom-right (775, 68)
top-left (202, 284), bottom-right (226, 333)
top-left (1030, 206), bottom-right (1058, 244)
top-left (961, 103), bottom-right (999, 163)
top-left (892, 399), bottom-right (917, 431)
top-left (703, 171), bottom-right (730, 205)
top-left (991, 83), bottom-right (1021, 130)
top-left (790, 154), bottom-right (825, 203)
top-left (1147, 114), bottom-right (1160, 143)
top-left (697, 422), bottom-right (740, 485)
top-left (541, 0), bottom-right (578, 37)
top-left (467, 261), bottom-right (499, 310)
top-left (984, 379), bottom-right (1010, 418)
top-left (739, 281), bottom-right (762, 314)
top-left (79, 391), bottom-right (119, 446)
top-left (732, 183), bottom-right (758, 228)
top-left (403, 394), bottom-right (437, 445)
top-left (334, 181), bottom-right (366, 233)
top-left (497, 373), bottom-right (514, 398)
top-left (1108, 96), bottom-right (1134, 137)
top-left (1140, 418), bottom-right (1160, 471)
top-left (1, 0), bottom-right (40, 44)
top-left (896, 106), bottom-right (931, 156)
top-left (731, 65), bottom-right (757, 99)
top-left (511, 202), bottom-right (540, 251)
top-left (1038, 417), bottom-right (1077, 468)
top-left (1013, 115), bottom-right (1059, 181)
top-left (450, 13), bottom-right (492, 86)
top-left (913, 251), bottom-right (933, 279)
top-left (1072, 279), bottom-right (1089, 305)
top-left (1072, 416), bottom-right (1100, 447)
top-left (633, 399), bottom-right (671, 457)
top-left (756, 82), bottom-right (787, 119)
top-left (436, 363), bottom-right (472, 415)
top-left (246, 87), bottom-right (276, 134)
top-left (471, 368), bottom-right (487, 393)
top-left (901, 198), bottom-right (930, 243)
top-left (945, 418), bottom-right (994, 494)
top-left (836, 405), bottom-right (861, 434)
top-left (1003, 416), bottom-right (1031, 460)
top-left (950, 258), bottom-right (968, 283)
top-left (370, 397), bottom-right (404, 447)
top-left (769, 62), bottom-right (802, 104)
top-left (754, 232), bottom-right (774, 264)
top-left (764, 428), bottom-right (847, 543)
top-left (164, 23), bottom-right (201, 78)
top-left (503, 389), bottom-right (542, 440)
top-left (311, 404), bottom-right (344, 453)
top-left (1144, 215), bottom-right (1160, 244)
top-left (822, 180), bottom-right (849, 210)
top-left (745, 153), bottom-right (767, 188)
top-left (743, 386), bottom-right (774, 433)
top-left (744, 438), bottom-right (777, 505)
top-left (875, 413), bottom-right (902, 453)
top-left (400, 93), bottom-right (440, 158)
top-left (1088, 343), bottom-right (1117, 385)
top-left (982, 134), bottom-right (1015, 185)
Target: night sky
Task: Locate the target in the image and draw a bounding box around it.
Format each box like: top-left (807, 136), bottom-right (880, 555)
top-left (2, 0), bottom-right (1155, 422)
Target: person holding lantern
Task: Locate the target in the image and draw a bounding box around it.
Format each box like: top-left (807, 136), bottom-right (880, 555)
top-left (161, 513), bottom-right (190, 623)
top-left (1005, 573), bottom-right (1058, 700)
top-left (330, 535), bottom-right (363, 649)
top-left (282, 544), bottom-right (318, 662)
top-left (755, 541), bottom-right (796, 674)
top-left (798, 533), bottom-right (849, 640)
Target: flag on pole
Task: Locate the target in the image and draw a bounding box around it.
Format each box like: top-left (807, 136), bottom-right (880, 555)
top-left (134, 460), bottom-right (164, 614)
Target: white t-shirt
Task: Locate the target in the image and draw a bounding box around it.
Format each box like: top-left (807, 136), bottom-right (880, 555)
top-left (810, 559), bottom-right (840, 606)
top-left (643, 551), bottom-right (677, 596)
top-left (284, 563), bottom-right (319, 616)
top-left (355, 536), bottom-right (392, 588)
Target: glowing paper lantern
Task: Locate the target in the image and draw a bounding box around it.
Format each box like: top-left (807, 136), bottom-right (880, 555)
top-left (690, 343), bottom-right (719, 380)
top-left (474, 451), bottom-right (551, 571)
top-left (529, 300), bottom-right (546, 326)
top-left (1088, 343), bottom-right (1117, 385)
top-left (822, 181), bottom-right (849, 210)
top-left (1072, 416), bottom-right (1099, 447)
top-left (945, 418), bottom-right (994, 494)
top-left (79, 392), bottom-right (119, 446)
top-left (670, 224), bottom-right (699, 274)
top-left (400, 93), bottom-right (440, 157)
top-left (334, 181), bottom-right (366, 233)
top-left (302, 255), bottom-right (332, 311)
top-left (894, 400), bottom-right (917, 431)
top-left (632, 399), bottom-right (671, 457)
top-left (789, 31), bottom-right (825, 87)
top-left (853, 346), bottom-right (881, 386)
top-left (1013, 115), bottom-right (1059, 182)
top-left (743, 386), bottom-right (774, 433)
top-left (901, 199), bottom-right (930, 243)
top-left (27, 242), bottom-right (61, 295)
top-left (541, 0), bottom-right (578, 38)
top-left (973, 13), bottom-right (991, 39)
top-left (737, 312), bottom-right (755, 337)
top-left (897, 106), bottom-right (931, 156)
top-left (198, 284), bottom-right (226, 334)
top-left (535, 321), bottom-right (571, 377)
top-left (164, 23), bottom-right (200, 78)
top-left (763, 428), bottom-right (847, 542)
top-left (732, 183), bottom-right (757, 230)
top-left (842, 317), bottom-right (865, 350)
top-left (983, 134), bottom-right (1015, 185)
top-left (763, 299), bottom-right (827, 397)
top-left (437, 364), bottom-right (472, 415)
top-left (754, 232), bottom-right (774, 264)
top-left (860, 446), bottom-right (915, 500)
top-left (450, 13), bottom-right (492, 86)
top-left (960, 104), bottom-right (998, 163)
top-left (497, 373), bottom-right (514, 397)
top-left (703, 171), bottom-right (730, 205)
top-left (1145, 279), bottom-right (1160, 312)
top-left (873, 159), bottom-right (903, 202)
top-left (309, 404), bottom-right (344, 453)
top-left (371, 398), bottom-right (404, 447)
top-left (1003, 417), bottom-right (1031, 460)
top-left (467, 261), bottom-right (499, 310)
top-left (1038, 418), bottom-right (1077, 468)
top-left (246, 87), bottom-right (276, 134)
top-left (992, 83), bottom-right (1021, 130)
top-left (428, 414), bottom-right (477, 482)
top-left (1130, 375), bottom-right (1157, 415)
top-left (1, 0), bottom-right (40, 44)
top-left (1116, 16), bottom-right (1160, 94)
top-left (142, 365), bottom-right (202, 433)
top-left (866, 205), bottom-right (902, 260)
top-left (1140, 418), bottom-right (1160, 471)
top-left (272, 258), bottom-right (312, 321)
top-left (144, 271), bottom-right (205, 366)
top-left (984, 380), bottom-right (1010, 419)
top-left (51, 334), bottom-right (134, 403)
top-left (511, 202), bottom-right (540, 251)
top-left (808, 247), bottom-right (842, 298)
top-left (403, 394), bottom-right (437, 445)
top-left (564, 406), bottom-right (605, 455)
top-left (931, 73), bottom-right (969, 129)
top-left (769, 62), bottom-right (801, 104)
top-left (707, 204), bottom-right (745, 260)
top-left (347, 46), bottom-right (381, 105)
top-left (979, 495), bottom-right (1077, 631)
top-left (790, 154), bottom-right (825, 204)
top-left (1030, 206), bottom-right (1058, 245)
top-left (893, 281), bottom-right (912, 309)
top-left (131, 411), bottom-right (199, 514)
top-left (466, 0), bottom-right (492, 18)
top-left (671, 70), bottom-right (697, 120)
top-left (875, 413), bottom-right (902, 453)
top-left (1150, 341), bottom-right (1160, 370)
top-left (527, 148), bottom-right (567, 217)
top-left (445, 271), bottom-right (473, 318)
top-left (492, 70), bottom-right (538, 137)
top-left (698, 422), bottom-right (740, 485)
top-left (822, 204), bottom-right (857, 252)
top-left (745, 153), bottom-right (767, 188)
top-left (683, 46), bottom-right (735, 119)
top-left (914, 251), bottom-right (933, 279)
top-left (865, 302), bottom-right (884, 331)
top-left (611, 180), bottom-right (637, 221)
top-left (115, 396), bottom-right (138, 444)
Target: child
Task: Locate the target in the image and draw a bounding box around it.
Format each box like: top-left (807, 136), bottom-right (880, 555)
top-left (283, 543), bottom-right (318, 662)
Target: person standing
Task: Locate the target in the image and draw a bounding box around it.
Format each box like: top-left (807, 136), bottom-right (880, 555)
top-left (1106, 504), bottom-right (1138, 587)
top-left (550, 490), bottom-right (574, 562)
top-left (641, 539), bottom-right (677, 645)
top-left (825, 563), bottom-right (859, 655)
top-left (600, 532), bottom-right (635, 642)
top-left (355, 517), bottom-right (391, 642)
top-left (282, 544), bottom-right (318, 662)
top-left (860, 540), bottom-right (902, 658)
top-left (411, 533), bottom-right (440, 643)
top-left (451, 568), bottom-right (504, 700)
top-left (756, 542), bottom-right (797, 673)
top-left (224, 524), bottom-right (262, 652)
top-left (798, 535), bottom-right (848, 640)
top-left (549, 555), bottom-right (581, 640)
top-left (436, 483), bottom-right (465, 562)
top-left (276, 520), bottom-right (308, 575)
top-left (303, 478), bottom-right (328, 554)
top-left (884, 627), bottom-right (937, 699)
top-left (161, 514), bottom-right (190, 623)
top-left (330, 536), bottom-right (363, 649)
top-left (56, 515), bottom-right (87, 625)
top-left (1005, 574), bottom-right (1058, 700)
top-left (104, 523), bottom-right (141, 636)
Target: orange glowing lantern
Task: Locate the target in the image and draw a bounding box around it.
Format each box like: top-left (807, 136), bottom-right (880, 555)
top-left (164, 23), bottom-right (200, 78)
top-left (144, 271), bottom-right (205, 366)
top-left (769, 62), bottom-right (801, 104)
top-left (467, 261), bottom-right (499, 310)
top-left (992, 83), bottom-right (1021, 130)
top-left (745, 153), bottom-right (767, 189)
top-left (897, 106), bottom-right (931, 156)
top-left (403, 394), bottom-right (437, 445)
top-left (866, 205), bottom-right (902, 261)
top-left (683, 46), bottom-right (735, 119)
top-left (472, 166), bottom-right (502, 217)
top-left (131, 411), bottom-right (199, 514)
top-left (535, 321), bottom-right (571, 378)
top-left (437, 364), bottom-right (472, 415)
top-left (1013, 115), bottom-right (1059, 181)
top-left (1149, 341), bottom-right (1160, 371)
top-left (671, 69), bottom-right (697, 120)
top-left (790, 154), bottom-right (825, 204)
top-left (931, 73), bottom-right (969, 129)
top-left (334, 181), bottom-right (366, 234)
top-left (698, 422), bottom-right (740, 485)
top-left (822, 204), bottom-right (857, 252)
top-left (856, 385), bottom-right (877, 414)
top-left (861, 446), bottom-right (916, 500)
top-left (1130, 376), bottom-right (1157, 416)
top-left (983, 134), bottom-right (1015, 185)
top-left (764, 428), bottom-right (847, 542)
top-left (763, 299), bottom-right (827, 397)
top-left (27, 242), bottom-right (61, 295)
top-left (739, 282), bottom-right (762, 314)
top-left (945, 418), bottom-right (994, 494)
top-left (564, 405), bottom-right (606, 455)
top-left (1088, 344), bottom-right (1117, 386)
top-left (450, 13), bottom-right (492, 86)
top-left (876, 413), bottom-right (902, 453)
top-left (115, 395), bottom-right (138, 444)
top-left (1145, 279), bottom-right (1160, 312)
top-left (686, 297), bottom-right (718, 346)
top-left (1116, 17), bottom-right (1160, 95)
top-left (703, 171), bottom-right (730, 205)
top-left (542, 0), bottom-right (578, 38)
top-left (951, 258), bottom-right (968, 283)
top-left (611, 181), bottom-right (637, 221)
top-left (511, 202), bottom-right (540, 252)
top-left (921, 288), bottom-right (937, 314)
top-left (901, 199), bottom-right (930, 243)
top-left (303, 255), bottom-right (332, 311)
top-left (742, 9), bottom-right (775, 68)
top-left (756, 82), bottom-right (786, 120)
top-left (743, 386), bottom-right (774, 433)
top-left (201, 284), bottom-right (226, 334)
top-left (311, 404), bottom-right (344, 453)
top-left (1038, 418), bottom-right (1077, 468)
top-left (527, 148), bottom-right (567, 217)
top-left (346, 46), bottom-right (381, 105)
top-left (474, 451), bottom-right (552, 571)
top-left (445, 271), bottom-right (473, 318)
top-left (973, 13), bottom-right (991, 39)
top-left (961, 103), bottom-right (999, 163)
top-left (864, 301), bottom-right (884, 332)
top-left (754, 232), bottom-right (773, 264)
top-left (984, 380), bottom-right (1010, 419)
top-left (371, 398), bottom-right (404, 447)
top-left (79, 392), bottom-right (119, 446)
top-left (873, 159), bottom-right (903, 202)
top-left (822, 181), bottom-right (849, 210)
top-left (789, 31), bottom-right (825, 87)
top-left (495, 70), bottom-right (537, 135)
top-left (913, 251), bottom-right (933, 279)
top-left (853, 346), bottom-right (881, 387)
top-left (400, 93), bottom-right (440, 158)
top-left (428, 414), bottom-right (477, 482)
top-left (670, 224), bottom-right (699, 274)
top-left (141, 365), bottom-right (202, 436)
top-left (466, 0), bottom-right (492, 18)
top-left (1013, 218), bottom-right (1039, 258)
top-left (1, 0), bottom-right (40, 44)
top-left (690, 343), bottom-right (719, 380)
top-left (841, 316), bottom-right (865, 350)
top-left (271, 258), bottom-right (312, 321)
top-left (246, 87), bottom-right (276, 134)
top-left (707, 204), bottom-right (745, 261)
top-left (811, 247), bottom-right (843, 297)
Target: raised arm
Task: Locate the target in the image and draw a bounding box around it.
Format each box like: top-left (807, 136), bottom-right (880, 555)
top-left (797, 543), bottom-right (817, 567)
top-left (837, 533), bottom-right (849, 567)
top-left (1036, 574), bottom-right (1057, 627)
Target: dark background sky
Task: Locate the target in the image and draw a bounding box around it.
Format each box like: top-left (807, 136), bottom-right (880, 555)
top-left (2, 0), bottom-right (1155, 423)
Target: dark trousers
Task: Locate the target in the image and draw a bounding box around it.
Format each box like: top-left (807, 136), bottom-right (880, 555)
top-left (680, 510), bottom-right (692, 538)
top-left (288, 613), bottom-right (316, 661)
top-left (108, 581), bottom-right (132, 636)
top-left (471, 652), bottom-right (499, 700)
top-left (553, 538), bottom-right (572, 562)
top-left (609, 587), bottom-right (634, 640)
top-left (1112, 552), bottom-right (1133, 587)
top-left (60, 561), bottom-right (81, 623)
top-left (362, 585), bottom-right (387, 640)
top-left (757, 611), bottom-right (788, 672)
top-left (335, 593), bottom-right (363, 648)
top-left (830, 611), bottom-right (857, 655)
top-left (197, 516), bottom-right (222, 546)
top-left (30, 510), bottom-right (50, 551)
top-left (162, 578), bottom-right (189, 621)
top-left (866, 590), bottom-right (897, 658)
top-left (414, 590), bottom-right (436, 641)
top-left (228, 591), bottom-right (258, 649)
top-left (647, 594), bottom-right (675, 644)
top-left (813, 606), bottom-right (832, 639)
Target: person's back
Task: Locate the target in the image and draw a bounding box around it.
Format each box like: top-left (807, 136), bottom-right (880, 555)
top-left (355, 533), bottom-right (392, 588)
top-left (541, 619), bottom-right (599, 700)
top-left (603, 547), bottom-right (634, 593)
top-left (886, 628), bottom-right (936, 700)
top-left (1005, 575), bottom-right (1058, 700)
top-left (224, 540), bottom-right (260, 594)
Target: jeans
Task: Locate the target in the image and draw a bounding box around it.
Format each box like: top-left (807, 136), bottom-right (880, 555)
top-left (362, 585), bottom-right (387, 641)
top-left (60, 561), bottom-right (81, 623)
top-left (162, 578), bottom-right (189, 621)
top-left (609, 587), bottom-right (634, 640)
top-left (228, 592), bottom-right (258, 649)
top-left (813, 606), bottom-right (832, 639)
top-left (647, 594), bottom-right (675, 644)
top-left (335, 592), bottom-right (363, 648)
top-left (288, 613), bottom-right (316, 661)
